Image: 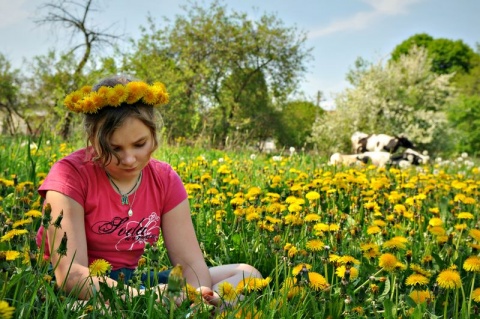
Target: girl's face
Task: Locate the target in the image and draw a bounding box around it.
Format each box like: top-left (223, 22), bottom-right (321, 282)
top-left (103, 117), bottom-right (155, 181)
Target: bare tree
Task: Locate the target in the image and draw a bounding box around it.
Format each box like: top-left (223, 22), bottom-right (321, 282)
top-left (35, 0), bottom-right (121, 138)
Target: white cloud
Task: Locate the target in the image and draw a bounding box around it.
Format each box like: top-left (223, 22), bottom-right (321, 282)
top-left (308, 0), bottom-right (423, 39)
top-left (0, 0), bottom-right (29, 29)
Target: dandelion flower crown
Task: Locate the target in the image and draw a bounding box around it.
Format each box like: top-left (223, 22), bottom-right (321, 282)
top-left (64, 81), bottom-right (169, 114)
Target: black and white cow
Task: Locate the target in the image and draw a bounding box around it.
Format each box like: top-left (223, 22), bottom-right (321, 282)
top-left (329, 153), bottom-right (370, 166)
top-left (356, 134), bottom-right (414, 154)
top-left (388, 148), bottom-right (430, 166)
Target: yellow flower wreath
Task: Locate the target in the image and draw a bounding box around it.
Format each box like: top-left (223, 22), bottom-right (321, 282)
top-left (64, 81), bottom-right (169, 114)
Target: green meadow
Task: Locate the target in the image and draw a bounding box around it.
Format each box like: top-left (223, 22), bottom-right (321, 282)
top-left (1, 136), bottom-right (480, 318)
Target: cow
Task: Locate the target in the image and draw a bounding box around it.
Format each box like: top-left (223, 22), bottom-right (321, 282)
top-left (351, 131), bottom-right (369, 153)
top-left (388, 148), bottom-right (430, 166)
top-left (329, 153), bottom-right (370, 166)
top-left (356, 134), bottom-right (414, 153)
top-left (360, 151), bottom-right (393, 168)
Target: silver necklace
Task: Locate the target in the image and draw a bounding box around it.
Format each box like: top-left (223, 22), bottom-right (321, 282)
top-left (107, 171), bottom-right (142, 217)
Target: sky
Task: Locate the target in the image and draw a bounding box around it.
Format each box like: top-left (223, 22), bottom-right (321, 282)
top-left (1, 0), bottom-right (479, 109)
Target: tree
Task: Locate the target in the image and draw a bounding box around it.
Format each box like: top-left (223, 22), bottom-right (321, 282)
top-left (36, 0), bottom-right (121, 139)
top-left (309, 46), bottom-right (456, 156)
top-left (447, 95), bottom-right (480, 156)
top-left (276, 100), bottom-right (321, 149)
top-left (391, 33), bottom-right (475, 75)
top-left (0, 54), bottom-right (31, 134)
top-left (124, 1), bottom-right (312, 147)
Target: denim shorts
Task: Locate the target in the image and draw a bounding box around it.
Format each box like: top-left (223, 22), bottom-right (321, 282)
top-left (109, 268), bottom-right (171, 288)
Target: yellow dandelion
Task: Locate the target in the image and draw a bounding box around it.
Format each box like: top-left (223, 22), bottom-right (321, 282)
top-left (367, 225), bottom-right (381, 235)
top-left (429, 217), bottom-right (443, 227)
top-left (329, 254), bottom-right (341, 263)
top-left (236, 277), bottom-right (271, 294)
top-left (1, 229), bottom-right (29, 242)
top-left (304, 213), bottom-right (321, 222)
top-left (0, 300), bottom-right (15, 319)
top-left (80, 95), bottom-right (98, 113)
top-left (24, 209), bottom-right (42, 218)
top-left (405, 273), bottom-right (430, 286)
top-left (338, 255), bottom-right (361, 266)
top-left (472, 288), bottom-right (480, 302)
top-left (125, 81), bottom-right (148, 103)
top-left (305, 239), bottom-right (325, 252)
top-left (373, 219), bottom-right (387, 227)
top-left (88, 259), bottom-right (112, 276)
top-left (305, 191), bottom-right (320, 201)
top-left (308, 272), bottom-right (329, 291)
top-left (429, 226), bottom-right (446, 236)
top-left (335, 265), bottom-right (359, 280)
top-left (379, 253), bottom-right (398, 272)
top-left (409, 290), bottom-right (433, 304)
top-left (218, 281), bottom-right (237, 302)
top-left (383, 237), bottom-right (408, 250)
top-left (463, 256), bottom-right (480, 272)
top-left (292, 264), bottom-right (312, 276)
top-left (5, 250), bottom-right (21, 261)
top-left (436, 269), bottom-right (462, 289)
top-left (458, 212), bottom-right (474, 219)
top-left (470, 229), bottom-right (480, 242)
top-left (12, 218), bottom-right (32, 228)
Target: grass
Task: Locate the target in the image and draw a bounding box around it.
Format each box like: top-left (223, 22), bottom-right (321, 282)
top-left (1, 135), bottom-right (480, 318)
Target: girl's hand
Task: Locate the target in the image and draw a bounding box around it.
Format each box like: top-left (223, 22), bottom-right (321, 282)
top-left (196, 286), bottom-right (221, 307)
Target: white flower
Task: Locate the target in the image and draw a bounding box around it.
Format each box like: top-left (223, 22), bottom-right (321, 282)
top-left (272, 156), bottom-right (283, 162)
top-left (218, 157), bottom-right (224, 163)
top-left (461, 152), bottom-right (468, 158)
top-left (250, 154), bottom-right (256, 160)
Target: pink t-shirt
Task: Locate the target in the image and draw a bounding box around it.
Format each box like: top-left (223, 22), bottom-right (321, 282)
top-left (36, 148), bottom-right (188, 270)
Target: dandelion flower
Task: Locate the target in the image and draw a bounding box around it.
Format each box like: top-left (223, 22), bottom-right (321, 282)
top-left (304, 213), bottom-right (321, 222)
top-left (89, 259), bottom-right (112, 276)
top-left (469, 229), bottom-right (480, 242)
top-left (308, 272), bottom-right (329, 291)
top-left (428, 226), bottom-right (446, 236)
top-left (463, 256), bottom-right (480, 272)
top-left (405, 273), bottom-right (430, 286)
top-left (338, 255), bottom-right (360, 266)
top-left (218, 282), bottom-right (237, 302)
top-left (472, 288), bottom-right (480, 302)
top-left (24, 209), bottom-right (42, 218)
top-left (436, 269), bottom-right (462, 289)
top-left (383, 236), bottom-right (408, 250)
top-left (335, 265), bottom-right (359, 280)
top-left (379, 253), bottom-right (398, 272)
top-left (12, 218), bottom-right (32, 228)
top-left (292, 263), bottom-right (312, 276)
top-left (5, 251), bottom-right (21, 261)
top-left (367, 226), bottom-right (381, 235)
top-left (429, 217), bottom-right (443, 227)
top-left (305, 239), bottom-right (325, 252)
top-left (236, 277), bottom-right (271, 294)
top-left (457, 212), bottom-right (474, 219)
top-left (1, 229), bottom-right (28, 242)
top-left (0, 300), bottom-right (15, 319)
top-left (305, 191), bottom-right (320, 201)
top-left (409, 290), bottom-right (433, 304)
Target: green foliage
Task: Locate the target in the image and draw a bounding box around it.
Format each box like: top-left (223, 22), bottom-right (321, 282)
top-left (276, 100), bottom-right (321, 148)
top-left (2, 137), bottom-right (480, 318)
top-left (391, 33), bottom-right (476, 75)
top-left (123, 0), bottom-right (312, 147)
top-left (309, 46), bottom-right (455, 156)
top-left (447, 95), bottom-right (480, 156)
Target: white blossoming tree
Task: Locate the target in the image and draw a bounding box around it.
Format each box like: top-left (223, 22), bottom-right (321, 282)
top-left (309, 46), bottom-right (456, 156)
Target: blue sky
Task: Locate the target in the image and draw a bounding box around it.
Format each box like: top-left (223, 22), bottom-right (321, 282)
top-left (1, 0), bottom-right (479, 109)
